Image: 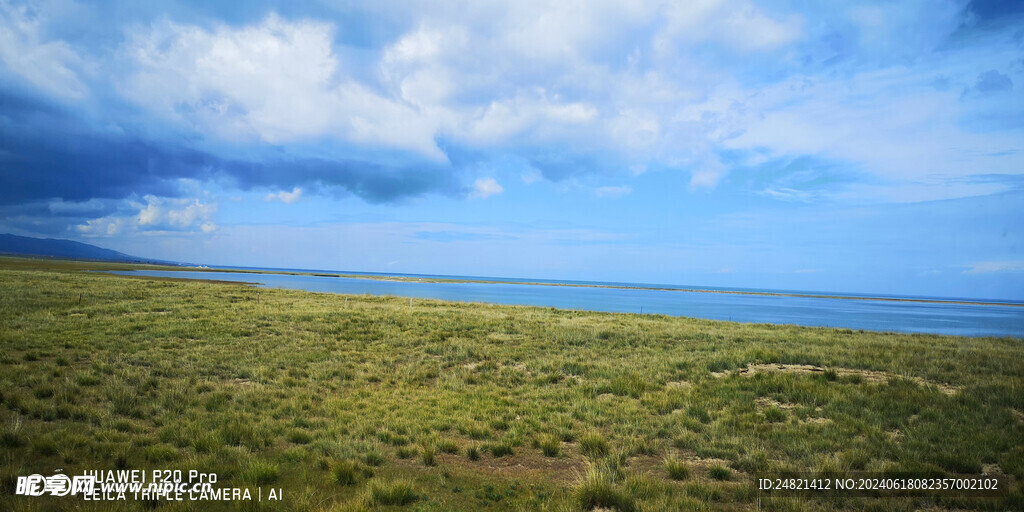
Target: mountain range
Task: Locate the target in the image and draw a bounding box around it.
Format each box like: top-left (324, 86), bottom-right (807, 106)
top-left (0, 234), bottom-right (179, 265)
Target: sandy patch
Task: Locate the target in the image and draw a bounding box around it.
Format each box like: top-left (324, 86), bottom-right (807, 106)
top-left (629, 453), bottom-right (734, 476)
top-left (755, 397), bottom-right (831, 424)
top-left (801, 416), bottom-right (831, 425)
top-left (403, 450), bottom-right (585, 485)
top-left (755, 397), bottom-right (795, 409)
top-left (1010, 409), bottom-right (1024, 424)
top-left (716, 363), bottom-right (958, 395)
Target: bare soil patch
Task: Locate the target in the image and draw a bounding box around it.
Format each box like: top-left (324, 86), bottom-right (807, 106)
top-left (434, 450), bottom-right (586, 485)
top-left (1010, 409), bottom-right (1024, 424)
top-left (628, 452), bottom-right (735, 478)
top-left (754, 397), bottom-right (795, 409)
top-left (717, 363), bottom-right (959, 395)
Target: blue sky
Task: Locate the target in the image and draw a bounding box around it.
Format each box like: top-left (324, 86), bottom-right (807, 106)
top-left (1, 0), bottom-right (1022, 299)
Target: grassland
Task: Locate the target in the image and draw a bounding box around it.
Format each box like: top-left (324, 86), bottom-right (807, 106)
top-left (0, 257), bottom-right (1022, 511)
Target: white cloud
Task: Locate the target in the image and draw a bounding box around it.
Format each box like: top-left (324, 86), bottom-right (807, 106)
top-left (125, 15), bottom-right (336, 140)
top-left (124, 14), bottom-right (447, 159)
top-left (689, 160), bottom-right (726, 190)
top-left (719, 52), bottom-right (1024, 198)
top-left (99, 2), bottom-right (1022, 203)
top-left (264, 187), bottom-right (303, 204)
top-left (468, 178), bottom-right (503, 199)
top-left (137, 200), bottom-right (161, 226)
top-left (965, 261), bottom-right (1024, 274)
top-left (0, 1), bottom-right (88, 98)
top-left (594, 186), bottom-right (632, 198)
top-left (521, 169), bottom-right (542, 185)
top-left (656, 0), bottom-right (801, 53)
top-left (114, 4), bottom-right (800, 172)
top-left (166, 199), bottom-right (215, 228)
top-left (457, 94), bottom-right (601, 146)
top-left (77, 217), bottom-right (127, 236)
top-left (545, 102), bottom-right (599, 124)
top-left (78, 195), bottom-right (217, 236)
top-left (608, 109), bottom-right (660, 153)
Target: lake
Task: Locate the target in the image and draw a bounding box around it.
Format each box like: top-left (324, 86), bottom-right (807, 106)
top-left (107, 270), bottom-right (1024, 338)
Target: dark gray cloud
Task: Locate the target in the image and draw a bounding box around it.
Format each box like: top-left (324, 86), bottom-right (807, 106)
top-left (234, 157), bottom-right (465, 204)
top-left (0, 90), bottom-right (464, 207)
top-left (528, 152), bottom-right (619, 182)
top-left (974, 70), bottom-right (1013, 93)
top-left (968, 0), bottom-right (1024, 22)
top-left (0, 91), bottom-right (216, 204)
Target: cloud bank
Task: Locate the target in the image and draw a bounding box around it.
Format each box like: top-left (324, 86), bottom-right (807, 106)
top-left (0, 0), bottom-right (1020, 212)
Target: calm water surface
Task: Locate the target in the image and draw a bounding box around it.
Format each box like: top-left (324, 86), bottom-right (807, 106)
top-left (108, 270), bottom-right (1024, 338)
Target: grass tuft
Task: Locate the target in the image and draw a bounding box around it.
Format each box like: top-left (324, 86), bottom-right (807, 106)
top-left (708, 465), bottom-right (732, 481)
top-left (420, 442), bottom-right (437, 466)
top-left (763, 406), bottom-right (786, 423)
top-left (395, 446), bottom-right (416, 459)
top-left (242, 459), bottom-right (280, 485)
top-left (485, 441), bottom-right (514, 457)
top-left (286, 429), bottom-right (313, 444)
top-left (664, 453), bottom-right (690, 480)
top-left (362, 450), bottom-right (385, 467)
top-left (573, 464), bottom-right (636, 512)
top-left (331, 460), bottom-right (360, 486)
top-left (366, 479), bottom-right (419, 506)
top-left (535, 433), bottom-right (561, 457)
top-left (579, 431), bottom-right (608, 458)
top-left (436, 439), bottom-right (459, 454)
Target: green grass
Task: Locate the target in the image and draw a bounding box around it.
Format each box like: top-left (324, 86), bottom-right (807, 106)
top-left (534, 432), bottom-right (561, 457)
top-left (763, 405), bottom-right (787, 423)
top-left (484, 440), bottom-right (514, 457)
top-left (331, 460), bottom-right (361, 486)
top-left (366, 479), bottom-right (419, 506)
top-left (420, 440), bottom-right (437, 466)
top-left (664, 452), bottom-right (690, 480)
top-left (579, 430), bottom-right (609, 458)
top-left (241, 459), bottom-right (280, 485)
top-left (0, 256), bottom-right (1022, 510)
top-left (574, 464), bottom-right (636, 512)
top-left (709, 465), bottom-right (732, 481)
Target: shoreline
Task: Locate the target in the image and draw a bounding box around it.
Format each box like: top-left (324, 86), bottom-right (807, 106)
top-left (175, 266), bottom-right (1024, 309)
top-left (2, 255), bottom-right (1020, 309)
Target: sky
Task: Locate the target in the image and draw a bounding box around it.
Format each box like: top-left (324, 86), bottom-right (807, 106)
top-left (0, 0), bottom-right (1022, 300)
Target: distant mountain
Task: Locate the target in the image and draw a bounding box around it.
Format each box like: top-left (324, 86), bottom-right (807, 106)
top-left (0, 234), bottom-right (178, 265)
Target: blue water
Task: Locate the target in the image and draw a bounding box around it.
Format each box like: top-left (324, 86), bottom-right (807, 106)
top-left (107, 270), bottom-right (1024, 338)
